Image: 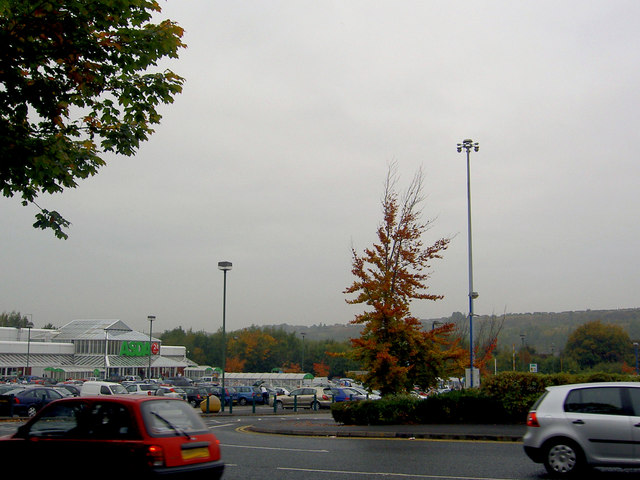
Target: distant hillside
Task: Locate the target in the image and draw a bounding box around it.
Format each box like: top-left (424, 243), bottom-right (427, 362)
top-left (266, 308), bottom-right (640, 353)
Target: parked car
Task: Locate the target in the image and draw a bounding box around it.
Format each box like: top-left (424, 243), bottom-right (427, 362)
top-left (154, 386), bottom-right (187, 401)
top-left (342, 386), bottom-right (381, 401)
top-left (340, 387), bottom-right (367, 401)
top-left (55, 384), bottom-right (81, 396)
top-left (167, 376), bottom-right (193, 387)
top-left (0, 384), bottom-right (19, 394)
top-left (234, 386), bottom-right (265, 405)
top-left (80, 381), bottom-right (129, 396)
top-left (523, 382), bottom-right (640, 476)
top-left (180, 386), bottom-right (210, 407)
top-left (274, 386), bottom-right (334, 410)
top-left (202, 386), bottom-right (234, 406)
top-left (329, 387), bottom-right (357, 403)
top-left (0, 386), bottom-right (65, 417)
top-left (273, 386), bottom-right (290, 396)
top-left (125, 383), bottom-right (158, 396)
top-left (0, 395), bottom-right (224, 477)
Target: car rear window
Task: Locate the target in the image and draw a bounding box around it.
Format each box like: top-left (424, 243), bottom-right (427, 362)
top-left (564, 387), bottom-right (626, 415)
top-left (141, 399), bottom-right (208, 437)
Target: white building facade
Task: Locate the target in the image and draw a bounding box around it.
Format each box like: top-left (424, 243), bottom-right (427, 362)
top-left (0, 319), bottom-right (195, 381)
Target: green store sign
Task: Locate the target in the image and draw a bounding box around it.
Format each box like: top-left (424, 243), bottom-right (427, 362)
top-left (120, 341), bottom-right (159, 357)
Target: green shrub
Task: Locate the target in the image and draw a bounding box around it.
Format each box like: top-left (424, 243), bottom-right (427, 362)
top-left (330, 372), bottom-right (640, 426)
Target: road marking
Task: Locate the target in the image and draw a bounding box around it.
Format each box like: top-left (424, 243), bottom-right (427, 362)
top-left (208, 423), bottom-right (237, 429)
top-left (277, 467), bottom-right (514, 480)
top-left (221, 444), bottom-right (329, 453)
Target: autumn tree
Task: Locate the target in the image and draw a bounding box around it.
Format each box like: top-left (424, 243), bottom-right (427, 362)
top-left (565, 320), bottom-right (633, 370)
top-left (313, 361), bottom-right (331, 377)
top-left (345, 165), bottom-right (454, 395)
top-left (227, 327), bottom-right (278, 372)
top-left (450, 311), bottom-right (503, 377)
top-left (0, 1), bottom-right (185, 238)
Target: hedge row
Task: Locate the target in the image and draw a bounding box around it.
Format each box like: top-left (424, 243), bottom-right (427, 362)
top-left (330, 372), bottom-right (639, 425)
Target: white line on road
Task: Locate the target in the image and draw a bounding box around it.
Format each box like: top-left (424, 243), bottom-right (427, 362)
top-left (221, 444), bottom-right (329, 453)
top-left (208, 423), bottom-right (237, 428)
top-left (277, 467), bottom-right (515, 480)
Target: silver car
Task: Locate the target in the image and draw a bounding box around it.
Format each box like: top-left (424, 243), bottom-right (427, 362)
top-left (523, 382), bottom-right (640, 476)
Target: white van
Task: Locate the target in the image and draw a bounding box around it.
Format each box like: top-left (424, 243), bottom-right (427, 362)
top-left (80, 381), bottom-right (129, 396)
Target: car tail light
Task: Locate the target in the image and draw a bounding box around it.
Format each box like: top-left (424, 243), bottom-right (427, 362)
top-left (322, 395), bottom-right (329, 400)
top-left (146, 445), bottom-right (165, 467)
top-left (526, 412), bottom-right (539, 427)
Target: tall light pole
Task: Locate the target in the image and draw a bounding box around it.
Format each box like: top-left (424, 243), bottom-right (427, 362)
top-left (300, 332), bottom-right (306, 373)
top-left (148, 315), bottom-right (156, 380)
top-left (218, 261), bottom-right (232, 410)
top-left (25, 314), bottom-right (33, 377)
top-left (457, 139), bottom-right (479, 387)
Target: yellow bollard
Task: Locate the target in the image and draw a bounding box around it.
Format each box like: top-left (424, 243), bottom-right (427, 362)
top-left (200, 394), bottom-right (221, 413)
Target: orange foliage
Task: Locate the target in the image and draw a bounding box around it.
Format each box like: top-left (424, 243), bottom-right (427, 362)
top-left (225, 357), bottom-right (245, 373)
top-left (313, 362), bottom-right (331, 377)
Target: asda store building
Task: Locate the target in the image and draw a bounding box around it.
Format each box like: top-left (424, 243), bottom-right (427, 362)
top-left (0, 319), bottom-right (195, 380)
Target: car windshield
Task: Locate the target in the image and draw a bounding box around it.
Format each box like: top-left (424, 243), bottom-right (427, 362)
top-left (141, 399), bottom-right (207, 437)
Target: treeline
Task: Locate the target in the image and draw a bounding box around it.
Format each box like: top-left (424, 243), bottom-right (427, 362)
top-left (159, 325), bottom-right (361, 378)
top-left (0, 311), bottom-right (33, 328)
top-left (431, 308), bottom-right (640, 354)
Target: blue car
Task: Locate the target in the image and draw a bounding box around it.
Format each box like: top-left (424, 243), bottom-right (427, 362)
top-left (0, 386), bottom-right (64, 417)
top-left (330, 387), bottom-right (358, 403)
top-left (235, 386), bottom-right (265, 405)
top-left (203, 385), bottom-right (234, 406)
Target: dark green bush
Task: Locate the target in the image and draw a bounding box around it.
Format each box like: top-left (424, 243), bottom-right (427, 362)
top-left (331, 372), bottom-right (640, 425)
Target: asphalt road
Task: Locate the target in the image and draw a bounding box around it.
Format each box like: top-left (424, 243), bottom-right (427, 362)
top-left (207, 414), bottom-right (640, 480)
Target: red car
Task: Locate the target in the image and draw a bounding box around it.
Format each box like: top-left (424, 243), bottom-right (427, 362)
top-left (0, 395), bottom-right (224, 478)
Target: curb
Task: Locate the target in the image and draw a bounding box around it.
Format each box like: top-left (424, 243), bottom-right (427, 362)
top-left (245, 424), bottom-right (523, 442)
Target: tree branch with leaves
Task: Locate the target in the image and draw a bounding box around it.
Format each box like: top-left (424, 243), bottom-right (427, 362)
top-left (0, 0), bottom-right (185, 238)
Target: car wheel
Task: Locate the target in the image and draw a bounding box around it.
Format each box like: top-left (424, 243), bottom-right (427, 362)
top-left (310, 401), bottom-right (320, 410)
top-left (27, 406), bottom-right (38, 417)
top-left (189, 400), bottom-right (198, 407)
top-left (543, 439), bottom-right (585, 477)
top-left (239, 398), bottom-right (247, 406)
top-left (276, 400), bottom-right (284, 410)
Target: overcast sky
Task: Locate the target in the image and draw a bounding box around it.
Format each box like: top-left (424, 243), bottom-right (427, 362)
top-left (2, 1), bottom-right (640, 335)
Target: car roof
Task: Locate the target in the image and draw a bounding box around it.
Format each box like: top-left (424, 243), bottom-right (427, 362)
top-left (547, 382), bottom-right (640, 391)
top-left (49, 395), bottom-right (183, 406)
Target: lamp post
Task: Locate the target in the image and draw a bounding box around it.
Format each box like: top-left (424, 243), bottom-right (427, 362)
top-left (148, 315), bottom-right (156, 380)
top-left (301, 332), bottom-right (306, 373)
top-left (25, 314), bottom-right (33, 377)
top-left (457, 139), bottom-right (479, 387)
top-left (218, 261), bottom-right (232, 411)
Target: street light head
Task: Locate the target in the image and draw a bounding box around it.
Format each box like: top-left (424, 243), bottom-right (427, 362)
top-left (147, 315), bottom-right (156, 322)
top-left (457, 139), bottom-right (479, 154)
top-left (218, 261), bottom-right (233, 271)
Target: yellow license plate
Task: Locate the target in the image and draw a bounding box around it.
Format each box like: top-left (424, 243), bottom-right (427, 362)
top-left (182, 447), bottom-right (210, 461)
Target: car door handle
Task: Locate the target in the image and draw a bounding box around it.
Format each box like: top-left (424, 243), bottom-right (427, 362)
top-left (572, 419), bottom-right (585, 425)
top-left (634, 423), bottom-right (640, 428)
